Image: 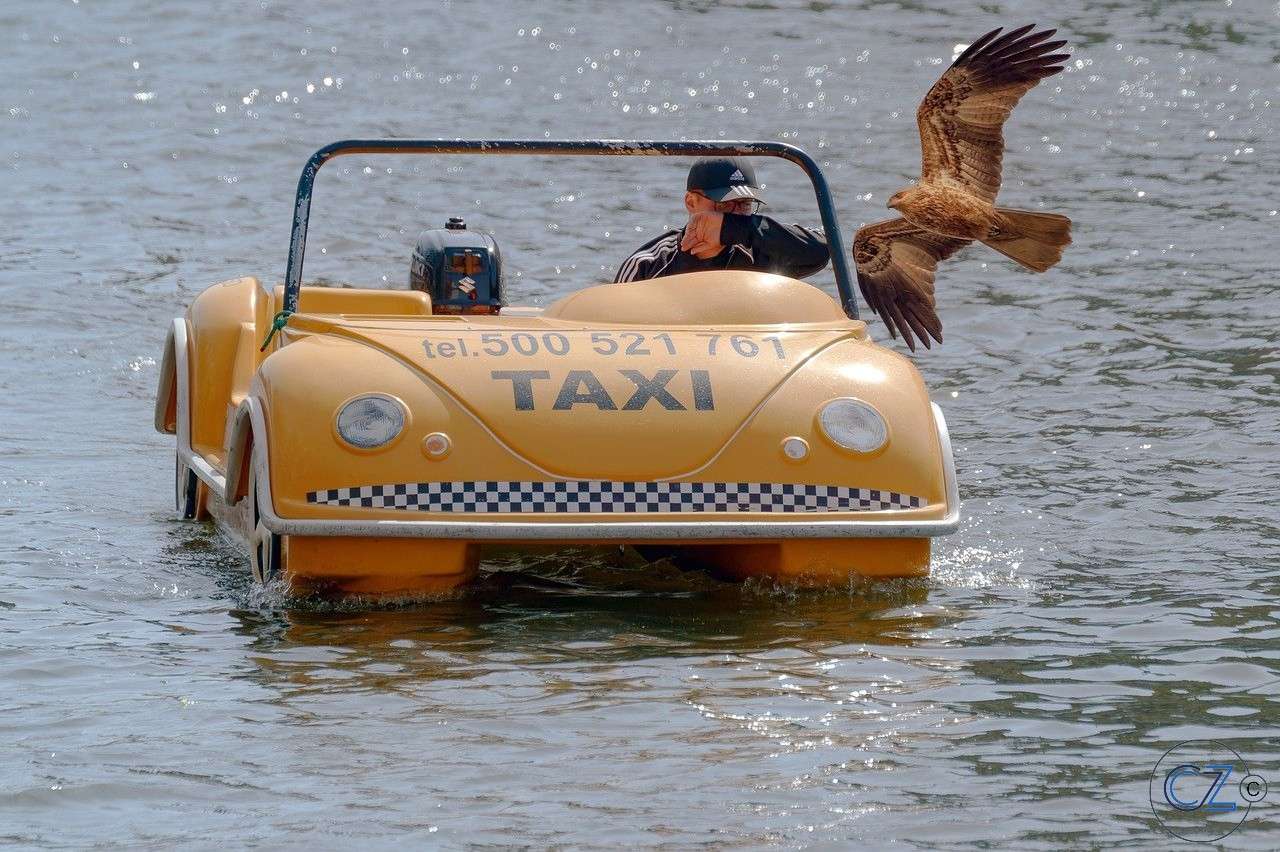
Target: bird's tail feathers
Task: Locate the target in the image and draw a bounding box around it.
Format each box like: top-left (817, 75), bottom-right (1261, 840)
top-left (983, 208), bottom-right (1072, 272)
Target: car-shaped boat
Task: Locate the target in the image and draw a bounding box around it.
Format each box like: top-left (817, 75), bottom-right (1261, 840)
top-left (155, 139), bottom-right (959, 596)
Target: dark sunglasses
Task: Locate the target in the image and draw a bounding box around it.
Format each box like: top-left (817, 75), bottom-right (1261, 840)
top-left (693, 192), bottom-right (762, 214)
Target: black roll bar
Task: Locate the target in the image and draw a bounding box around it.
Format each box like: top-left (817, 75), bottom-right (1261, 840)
top-left (283, 139), bottom-right (859, 319)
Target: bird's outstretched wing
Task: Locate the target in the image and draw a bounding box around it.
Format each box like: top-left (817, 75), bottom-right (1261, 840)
top-left (917, 24), bottom-right (1069, 203)
top-left (853, 218), bottom-right (971, 351)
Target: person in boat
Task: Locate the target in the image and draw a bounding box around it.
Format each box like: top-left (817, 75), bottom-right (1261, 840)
top-left (613, 157), bottom-right (830, 283)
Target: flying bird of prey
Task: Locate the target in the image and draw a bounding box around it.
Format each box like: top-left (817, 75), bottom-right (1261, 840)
top-left (853, 24), bottom-right (1073, 350)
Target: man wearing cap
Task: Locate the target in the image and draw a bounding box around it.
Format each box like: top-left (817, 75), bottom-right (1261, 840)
top-left (614, 157), bottom-right (830, 283)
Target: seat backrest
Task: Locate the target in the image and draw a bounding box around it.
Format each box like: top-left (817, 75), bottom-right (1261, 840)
top-left (271, 285), bottom-right (433, 316)
top-left (542, 271), bottom-right (847, 325)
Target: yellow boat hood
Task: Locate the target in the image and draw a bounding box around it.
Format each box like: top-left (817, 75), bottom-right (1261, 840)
top-left (297, 317), bottom-right (864, 480)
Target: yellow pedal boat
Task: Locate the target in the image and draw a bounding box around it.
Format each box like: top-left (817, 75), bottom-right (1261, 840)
top-left (154, 139), bottom-right (959, 596)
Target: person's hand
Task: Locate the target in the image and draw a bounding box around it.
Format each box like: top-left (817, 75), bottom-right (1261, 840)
top-left (680, 211), bottom-right (725, 259)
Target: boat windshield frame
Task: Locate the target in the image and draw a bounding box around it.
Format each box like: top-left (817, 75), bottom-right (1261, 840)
top-left (283, 139), bottom-right (859, 320)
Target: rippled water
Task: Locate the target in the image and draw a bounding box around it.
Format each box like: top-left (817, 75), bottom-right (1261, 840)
top-left (3, 0), bottom-right (1278, 847)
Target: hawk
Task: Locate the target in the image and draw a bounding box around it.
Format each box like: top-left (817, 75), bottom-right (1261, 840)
top-left (853, 24), bottom-right (1073, 350)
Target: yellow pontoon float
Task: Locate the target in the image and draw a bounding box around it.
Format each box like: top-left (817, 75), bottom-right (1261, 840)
top-left (155, 139), bottom-right (959, 595)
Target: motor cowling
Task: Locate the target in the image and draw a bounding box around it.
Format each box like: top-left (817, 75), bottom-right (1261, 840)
top-left (409, 217), bottom-right (504, 315)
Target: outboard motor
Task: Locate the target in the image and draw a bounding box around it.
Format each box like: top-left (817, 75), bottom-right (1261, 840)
top-left (409, 217), bottom-right (504, 315)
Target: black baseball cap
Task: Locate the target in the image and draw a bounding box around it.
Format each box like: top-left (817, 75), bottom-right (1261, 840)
top-left (686, 157), bottom-right (767, 205)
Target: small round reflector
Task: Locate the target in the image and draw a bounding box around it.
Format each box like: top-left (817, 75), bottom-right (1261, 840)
top-left (781, 436), bottom-right (809, 461)
top-left (422, 432), bottom-right (451, 459)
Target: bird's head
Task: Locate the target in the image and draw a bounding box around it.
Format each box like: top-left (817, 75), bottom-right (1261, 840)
top-left (887, 190), bottom-right (908, 210)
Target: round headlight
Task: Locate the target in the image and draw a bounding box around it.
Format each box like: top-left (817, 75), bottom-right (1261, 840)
top-left (817, 398), bottom-right (888, 453)
top-left (336, 395), bottom-right (405, 449)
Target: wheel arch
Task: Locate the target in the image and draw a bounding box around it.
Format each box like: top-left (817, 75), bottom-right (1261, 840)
top-left (155, 320), bottom-right (182, 434)
top-left (224, 400), bottom-right (258, 506)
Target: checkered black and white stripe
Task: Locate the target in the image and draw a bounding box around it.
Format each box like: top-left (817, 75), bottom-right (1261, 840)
top-left (306, 481), bottom-right (925, 514)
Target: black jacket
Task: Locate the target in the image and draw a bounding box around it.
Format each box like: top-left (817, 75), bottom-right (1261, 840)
top-left (613, 213), bottom-right (829, 283)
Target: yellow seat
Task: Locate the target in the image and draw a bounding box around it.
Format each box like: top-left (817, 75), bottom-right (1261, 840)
top-left (271, 284), bottom-right (433, 316)
top-left (543, 271), bottom-right (848, 325)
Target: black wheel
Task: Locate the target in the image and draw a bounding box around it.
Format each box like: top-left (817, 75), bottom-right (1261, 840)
top-left (175, 453), bottom-right (198, 520)
top-left (248, 454), bottom-right (283, 584)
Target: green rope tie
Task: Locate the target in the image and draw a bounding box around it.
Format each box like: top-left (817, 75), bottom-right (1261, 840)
top-left (259, 310), bottom-right (293, 351)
